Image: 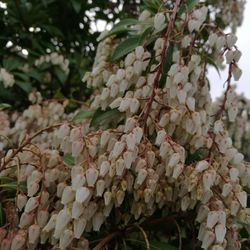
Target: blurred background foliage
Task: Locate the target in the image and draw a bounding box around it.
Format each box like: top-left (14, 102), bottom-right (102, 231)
top-left (0, 0), bottom-right (141, 109)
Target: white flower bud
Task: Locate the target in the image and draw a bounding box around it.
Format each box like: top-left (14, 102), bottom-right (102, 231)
top-left (130, 98), bottom-right (140, 113)
top-left (116, 69), bottom-right (125, 81)
top-left (181, 35), bottom-right (191, 48)
top-left (37, 210), bottom-right (49, 228)
top-left (57, 182), bottom-right (67, 198)
top-left (54, 209), bottom-right (71, 239)
top-left (232, 152), bottom-right (244, 164)
top-left (233, 50), bottom-right (242, 62)
top-left (215, 224), bottom-right (226, 244)
top-left (139, 9), bottom-right (151, 21)
top-left (177, 89), bottom-right (187, 104)
top-left (74, 217), bottom-right (87, 239)
top-left (229, 168), bottom-right (239, 182)
top-left (222, 183), bottom-right (232, 197)
top-left (196, 205), bottom-right (210, 223)
top-left (154, 13), bottom-right (165, 30)
top-left (236, 191), bottom-right (247, 208)
top-left (133, 126), bottom-right (143, 143)
top-left (86, 168), bottom-right (99, 187)
top-left (186, 97), bottom-right (195, 111)
top-left (214, 120), bottom-right (224, 134)
top-left (126, 133), bottom-right (137, 151)
top-left (230, 200), bottom-right (240, 215)
top-left (42, 214), bottom-right (57, 233)
top-left (19, 212), bottom-right (34, 228)
top-left (168, 153), bottom-right (180, 168)
top-left (172, 163), bottom-right (183, 179)
top-left (136, 169), bottom-right (147, 186)
top-left (16, 194), bottom-right (27, 211)
top-left (135, 46), bottom-right (144, 60)
top-left (24, 197), bottom-right (39, 213)
top-left (61, 186), bottom-right (75, 205)
top-left (208, 33), bottom-right (218, 47)
top-left (110, 97), bottom-right (122, 109)
top-left (57, 123), bottom-right (70, 139)
top-left (28, 224), bottom-right (40, 244)
top-left (72, 140), bottom-right (84, 157)
top-left (96, 180), bottom-right (105, 197)
top-left (70, 127), bottom-right (81, 142)
top-left (123, 151), bottom-right (133, 169)
top-left (207, 211), bottom-right (219, 229)
top-left (100, 131), bottom-right (111, 148)
top-left (72, 201), bottom-right (84, 219)
top-left (100, 88), bottom-right (110, 101)
top-left (232, 66), bottom-right (242, 81)
top-left (116, 190), bottom-right (125, 206)
top-left (11, 233), bottom-right (25, 250)
top-left (124, 118), bottom-right (136, 133)
top-left (226, 34), bottom-right (237, 48)
top-left (155, 129), bottom-right (167, 146)
top-left (92, 212), bottom-right (104, 231)
top-left (59, 229), bottom-right (73, 249)
top-left (216, 36), bottom-right (226, 50)
top-left (118, 98), bottom-right (130, 112)
top-left (225, 50), bottom-right (234, 64)
top-left (104, 191), bottom-right (112, 206)
top-left (125, 52), bottom-right (136, 67)
top-left (1, 239), bottom-right (11, 250)
top-left (99, 161), bottom-right (110, 177)
top-left (116, 159), bottom-right (125, 176)
top-left (201, 230), bottom-right (215, 249)
top-left (76, 187), bottom-right (90, 203)
top-left (195, 160), bottom-right (209, 172)
top-left (72, 174), bottom-right (86, 191)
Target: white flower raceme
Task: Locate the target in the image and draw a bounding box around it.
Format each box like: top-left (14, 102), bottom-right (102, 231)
top-left (0, 68), bottom-right (15, 88)
top-left (154, 13), bottom-right (165, 30)
top-left (0, 1), bottom-right (249, 250)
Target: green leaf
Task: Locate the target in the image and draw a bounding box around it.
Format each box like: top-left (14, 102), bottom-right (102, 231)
top-left (126, 239), bottom-right (178, 250)
top-left (3, 59), bottom-right (22, 71)
top-left (143, 0), bottom-right (161, 13)
top-left (111, 36), bottom-right (140, 61)
top-left (0, 103), bottom-right (11, 110)
top-left (63, 153), bottom-right (75, 165)
top-left (0, 203), bottom-right (5, 226)
top-left (54, 67), bottom-right (67, 83)
top-left (27, 70), bottom-right (43, 82)
top-left (113, 18), bottom-right (139, 29)
top-left (185, 149), bottom-right (207, 165)
top-left (0, 181), bottom-right (27, 192)
top-left (178, 0), bottom-right (199, 16)
top-left (71, 0), bottom-right (81, 13)
top-left (72, 109), bottom-right (95, 122)
top-left (15, 80), bottom-right (32, 93)
top-left (206, 56), bottom-right (221, 78)
top-left (90, 108), bottom-right (122, 127)
top-left (138, 26), bottom-right (154, 45)
top-left (97, 18), bottom-right (138, 41)
top-left (160, 43), bottom-right (174, 88)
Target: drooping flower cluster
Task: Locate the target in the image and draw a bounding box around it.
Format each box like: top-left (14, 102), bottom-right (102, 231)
top-left (0, 1), bottom-right (249, 250)
top-left (35, 52), bottom-right (70, 75)
top-left (0, 68), bottom-right (15, 88)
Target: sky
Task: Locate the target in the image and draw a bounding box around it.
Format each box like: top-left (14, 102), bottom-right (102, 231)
top-left (209, 1), bottom-right (250, 99)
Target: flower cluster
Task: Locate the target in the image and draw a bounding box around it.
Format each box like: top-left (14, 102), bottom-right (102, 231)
top-left (0, 68), bottom-right (15, 88)
top-left (35, 52), bottom-right (70, 75)
top-left (0, 1), bottom-right (249, 250)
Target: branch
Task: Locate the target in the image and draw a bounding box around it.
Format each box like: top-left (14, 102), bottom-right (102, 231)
top-left (141, 0), bottom-right (182, 133)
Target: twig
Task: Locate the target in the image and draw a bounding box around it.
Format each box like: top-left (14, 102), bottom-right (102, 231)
top-left (134, 224), bottom-right (150, 250)
top-left (141, 0), bottom-right (182, 133)
top-left (0, 123), bottom-right (62, 170)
